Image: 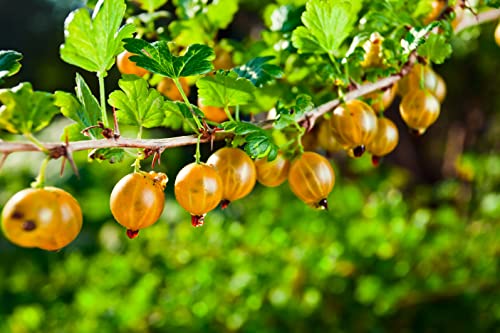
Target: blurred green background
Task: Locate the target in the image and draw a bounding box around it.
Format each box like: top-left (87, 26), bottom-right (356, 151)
top-left (1, 1), bottom-right (500, 332)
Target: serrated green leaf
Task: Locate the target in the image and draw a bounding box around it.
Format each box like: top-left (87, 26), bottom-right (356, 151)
top-left (169, 19), bottom-right (207, 46)
top-left (291, 0), bottom-right (360, 56)
top-left (197, 71), bottom-right (256, 108)
top-left (0, 50), bottom-right (22, 82)
top-left (123, 39), bottom-right (214, 78)
top-left (54, 73), bottom-right (101, 138)
top-left (417, 33), bottom-right (452, 64)
top-left (135, 0), bottom-right (168, 12)
top-left (60, 0), bottom-right (135, 74)
top-left (234, 56), bottom-right (283, 87)
top-left (274, 94), bottom-right (313, 130)
top-left (0, 83), bottom-right (59, 134)
top-left (222, 121), bottom-right (278, 159)
top-left (108, 75), bottom-right (165, 128)
top-left (89, 148), bottom-right (125, 164)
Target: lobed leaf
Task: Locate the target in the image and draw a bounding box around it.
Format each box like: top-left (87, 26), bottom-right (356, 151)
top-left (196, 71), bottom-right (256, 108)
top-left (123, 39), bottom-right (214, 78)
top-left (60, 0), bottom-right (135, 74)
top-left (291, 0), bottom-right (361, 56)
top-left (417, 33), bottom-right (452, 64)
top-left (108, 75), bottom-right (165, 128)
top-left (0, 83), bottom-right (59, 134)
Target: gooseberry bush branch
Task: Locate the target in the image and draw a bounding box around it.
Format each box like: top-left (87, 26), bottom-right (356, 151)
top-left (0, 1), bottom-right (498, 164)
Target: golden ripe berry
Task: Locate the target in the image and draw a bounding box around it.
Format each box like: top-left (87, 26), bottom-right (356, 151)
top-left (329, 99), bottom-right (378, 157)
top-left (157, 77), bottom-right (190, 101)
top-left (317, 120), bottom-right (343, 153)
top-left (423, 0), bottom-right (446, 25)
top-left (288, 152), bottom-right (335, 209)
top-left (116, 51), bottom-right (148, 77)
top-left (207, 147), bottom-right (257, 208)
top-left (364, 85), bottom-right (397, 113)
top-left (254, 152), bottom-right (290, 187)
top-left (197, 98), bottom-right (230, 123)
top-left (174, 163), bottom-right (223, 227)
top-left (366, 117), bottom-right (399, 166)
top-left (397, 64), bottom-right (447, 102)
top-left (2, 187), bottom-right (82, 251)
top-left (399, 88), bottom-right (441, 135)
top-left (110, 171), bottom-right (167, 239)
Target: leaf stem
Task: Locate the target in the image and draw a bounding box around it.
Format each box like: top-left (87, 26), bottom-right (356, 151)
top-left (98, 72), bottom-right (109, 128)
top-left (31, 156), bottom-right (51, 189)
top-left (235, 105), bottom-right (240, 122)
top-left (195, 134), bottom-right (202, 164)
top-left (24, 133), bottom-right (49, 154)
top-left (224, 105), bottom-right (235, 122)
top-left (173, 77), bottom-right (203, 131)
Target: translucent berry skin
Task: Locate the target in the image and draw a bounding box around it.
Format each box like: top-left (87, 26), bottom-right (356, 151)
top-left (367, 117), bottom-right (399, 158)
top-left (157, 77), bottom-right (190, 101)
top-left (329, 99), bottom-right (378, 154)
top-left (399, 88), bottom-right (441, 135)
top-left (116, 51), bottom-right (148, 77)
top-left (364, 85), bottom-right (397, 113)
top-left (288, 152), bottom-right (335, 208)
top-left (1, 187), bottom-right (82, 251)
top-left (110, 172), bottom-right (167, 237)
top-left (206, 147), bottom-right (257, 203)
top-left (254, 152), bottom-right (290, 187)
top-left (197, 98), bottom-right (229, 123)
top-left (397, 64), bottom-right (446, 102)
top-left (174, 163), bottom-right (223, 217)
top-left (317, 120), bottom-right (343, 153)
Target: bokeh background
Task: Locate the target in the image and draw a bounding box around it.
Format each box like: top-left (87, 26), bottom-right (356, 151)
top-left (0, 1), bottom-right (499, 332)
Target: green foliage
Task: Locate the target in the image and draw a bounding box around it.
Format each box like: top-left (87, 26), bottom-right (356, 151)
top-left (123, 39), bottom-right (215, 78)
top-left (60, 0), bottom-right (135, 74)
top-left (485, 0), bottom-right (500, 8)
top-left (223, 121), bottom-right (278, 159)
top-left (55, 74), bottom-right (102, 140)
top-left (135, 0), bottom-right (168, 12)
top-left (108, 75), bottom-right (166, 129)
top-left (197, 71), bottom-right (256, 108)
top-left (291, 0), bottom-right (360, 56)
top-left (418, 33), bottom-right (453, 64)
top-left (0, 83), bottom-right (59, 135)
top-left (234, 56), bottom-right (283, 87)
top-left (0, 51), bottom-right (22, 83)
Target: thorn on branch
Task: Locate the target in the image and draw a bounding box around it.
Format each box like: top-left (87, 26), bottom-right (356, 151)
top-left (81, 121), bottom-right (117, 139)
top-left (0, 153), bottom-right (9, 170)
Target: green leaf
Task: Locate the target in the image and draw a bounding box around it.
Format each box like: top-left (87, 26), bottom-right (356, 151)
top-left (401, 22), bottom-right (439, 55)
top-left (205, 0), bottom-right (239, 30)
top-left (89, 148), bottom-right (125, 164)
top-left (54, 73), bottom-right (102, 138)
top-left (291, 0), bottom-right (360, 55)
top-left (265, 4), bottom-right (305, 32)
top-left (196, 71), bottom-right (256, 108)
top-left (0, 50), bottom-right (22, 82)
top-left (163, 100), bottom-right (200, 132)
top-left (223, 121), bottom-right (278, 159)
top-left (60, 0), bottom-right (135, 74)
top-left (61, 122), bottom-right (89, 142)
top-left (135, 0), bottom-right (168, 12)
top-left (234, 56), bottom-right (283, 87)
top-left (123, 39), bottom-right (214, 78)
top-left (0, 83), bottom-right (59, 134)
top-left (108, 75), bottom-right (165, 128)
top-left (417, 33), bottom-right (452, 64)
top-left (274, 94), bottom-right (313, 130)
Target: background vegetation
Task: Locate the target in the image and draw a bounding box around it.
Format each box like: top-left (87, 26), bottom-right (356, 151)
top-left (0, 0), bottom-right (499, 332)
